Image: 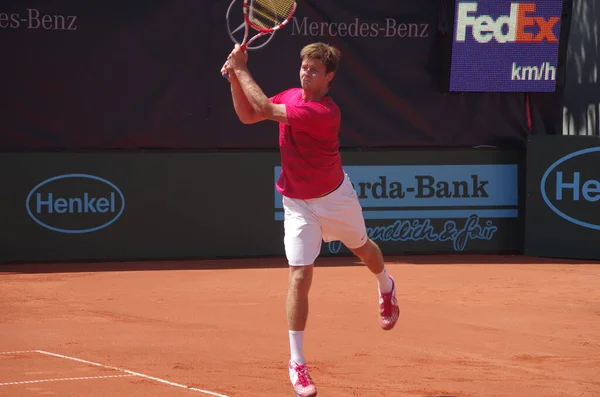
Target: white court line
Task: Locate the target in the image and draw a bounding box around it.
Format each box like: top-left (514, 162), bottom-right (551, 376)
top-left (35, 350), bottom-right (230, 397)
top-left (0, 351), bottom-right (36, 355)
top-left (0, 375), bottom-right (134, 386)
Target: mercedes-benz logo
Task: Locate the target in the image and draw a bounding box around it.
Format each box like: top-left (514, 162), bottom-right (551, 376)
top-left (225, 0), bottom-right (277, 50)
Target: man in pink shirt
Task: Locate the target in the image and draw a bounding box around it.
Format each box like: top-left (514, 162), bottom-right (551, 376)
top-left (221, 42), bottom-right (399, 397)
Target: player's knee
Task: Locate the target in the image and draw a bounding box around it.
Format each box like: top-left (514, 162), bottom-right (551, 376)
top-left (350, 238), bottom-right (380, 262)
top-left (289, 265), bottom-right (313, 295)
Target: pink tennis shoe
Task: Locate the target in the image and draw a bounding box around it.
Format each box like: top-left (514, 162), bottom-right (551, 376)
top-left (379, 277), bottom-right (400, 330)
top-left (289, 360), bottom-right (317, 397)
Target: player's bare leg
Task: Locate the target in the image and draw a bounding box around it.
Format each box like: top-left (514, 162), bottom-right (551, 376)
top-left (287, 265), bottom-right (313, 333)
top-left (349, 238), bottom-right (400, 330)
top-left (287, 265), bottom-right (317, 397)
top-left (349, 238), bottom-right (385, 275)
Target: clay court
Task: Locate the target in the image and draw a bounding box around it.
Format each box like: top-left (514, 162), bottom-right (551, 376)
top-left (1, 254), bottom-right (599, 397)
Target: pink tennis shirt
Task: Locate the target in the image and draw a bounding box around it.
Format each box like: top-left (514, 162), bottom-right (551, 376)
top-left (270, 88), bottom-right (344, 200)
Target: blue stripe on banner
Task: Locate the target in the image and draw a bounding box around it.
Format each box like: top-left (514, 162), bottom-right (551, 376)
top-left (274, 209), bottom-right (518, 221)
top-left (274, 164), bottom-right (518, 209)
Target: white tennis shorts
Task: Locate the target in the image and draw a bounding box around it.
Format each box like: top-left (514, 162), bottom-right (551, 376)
top-left (282, 172), bottom-right (368, 266)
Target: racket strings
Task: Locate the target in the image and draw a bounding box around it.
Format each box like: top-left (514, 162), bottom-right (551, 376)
top-left (249, 0), bottom-right (295, 29)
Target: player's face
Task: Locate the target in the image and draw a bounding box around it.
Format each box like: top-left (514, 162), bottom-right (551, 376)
top-left (299, 58), bottom-right (333, 91)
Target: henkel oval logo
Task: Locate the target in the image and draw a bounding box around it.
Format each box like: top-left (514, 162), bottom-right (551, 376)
top-left (26, 174), bottom-right (126, 234)
top-left (541, 147), bottom-right (600, 231)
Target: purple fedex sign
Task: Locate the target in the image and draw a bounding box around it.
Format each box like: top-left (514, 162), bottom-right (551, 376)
top-left (449, 1), bottom-right (563, 92)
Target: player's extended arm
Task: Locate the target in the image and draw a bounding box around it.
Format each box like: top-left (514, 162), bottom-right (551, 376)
top-left (233, 66), bottom-right (289, 125)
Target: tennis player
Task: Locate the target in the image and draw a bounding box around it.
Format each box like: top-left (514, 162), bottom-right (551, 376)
top-left (221, 42), bottom-right (400, 397)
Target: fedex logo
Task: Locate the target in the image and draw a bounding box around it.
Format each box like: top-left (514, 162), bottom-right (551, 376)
top-left (455, 2), bottom-right (560, 43)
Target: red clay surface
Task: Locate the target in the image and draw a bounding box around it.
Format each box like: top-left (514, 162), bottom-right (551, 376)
top-left (1, 254), bottom-right (599, 397)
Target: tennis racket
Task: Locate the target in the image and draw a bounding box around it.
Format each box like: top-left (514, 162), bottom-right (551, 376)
top-left (222, 0), bottom-right (297, 78)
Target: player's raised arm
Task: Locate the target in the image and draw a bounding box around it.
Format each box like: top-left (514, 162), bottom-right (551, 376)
top-left (222, 59), bottom-right (264, 125)
top-left (227, 45), bottom-right (288, 125)
top-left (220, 0), bottom-right (296, 125)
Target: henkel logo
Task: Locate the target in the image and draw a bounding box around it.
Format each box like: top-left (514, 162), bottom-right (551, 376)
top-left (26, 174), bottom-right (126, 234)
top-left (455, 2), bottom-right (560, 43)
top-left (541, 147), bottom-right (600, 231)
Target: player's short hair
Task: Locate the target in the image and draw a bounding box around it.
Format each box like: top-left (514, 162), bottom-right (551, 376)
top-left (300, 42), bottom-right (341, 74)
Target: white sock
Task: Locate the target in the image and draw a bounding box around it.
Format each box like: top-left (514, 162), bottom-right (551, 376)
top-left (289, 330), bottom-right (305, 365)
top-left (376, 267), bottom-right (393, 293)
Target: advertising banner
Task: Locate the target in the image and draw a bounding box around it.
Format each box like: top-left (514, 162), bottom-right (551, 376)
top-left (525, 135), bottom-right (600, 260)
top-left (275, 149), bottom-right (524, 256)
top-left (0, 149), bottom-right (523, 264)
top-left (449, 0), bottom-right (564, 92)
top-left (0, 152), bottom-right (283, 263)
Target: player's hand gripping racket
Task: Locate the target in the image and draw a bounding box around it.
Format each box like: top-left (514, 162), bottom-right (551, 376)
top-left (222, 0), bottom-right (297, 78)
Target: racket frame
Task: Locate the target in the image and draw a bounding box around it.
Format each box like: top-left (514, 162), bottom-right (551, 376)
top-left (222, 0), bottom-right (297, 78)
top-left (239, 0), bottom-right (297, 50)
